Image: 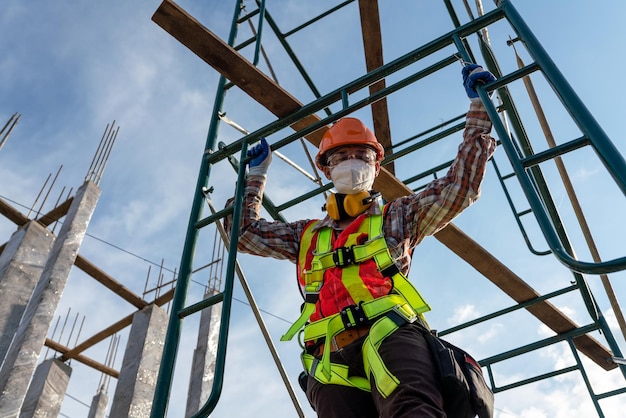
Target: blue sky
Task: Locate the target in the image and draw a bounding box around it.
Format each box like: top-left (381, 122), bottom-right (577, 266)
top-left (1, 1), bottom-right (626, 417)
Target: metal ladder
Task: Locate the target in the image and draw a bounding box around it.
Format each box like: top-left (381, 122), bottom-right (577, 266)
top-left (149, 1), bottom-right (626, 416)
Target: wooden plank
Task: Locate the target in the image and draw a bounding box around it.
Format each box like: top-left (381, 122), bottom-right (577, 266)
top-left (75, 254), bottom-right (149, 309)
top-left (0, 198), bottom-right (29, 226)
top-left (152, 0), bottom-right (614, 369)
top-left (59, 291), bottom-right (174, 362)
top-left (152, 1), bottom-right (299, 119)
top-left (59, 312), bottom-right (132, 362)
top-left (36, 197), bottom-right (73, 227)
top-left (358, 0), bottom-right (394, 174)
top-left (45, 338), bottom-right (119, 378)
top-left (0, 196), bottom-right (73, 228)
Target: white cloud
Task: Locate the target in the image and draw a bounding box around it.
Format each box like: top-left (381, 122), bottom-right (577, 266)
top-left (449, 304), bottom-right (480, 325)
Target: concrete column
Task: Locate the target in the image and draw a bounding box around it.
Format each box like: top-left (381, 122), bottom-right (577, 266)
top-left (0, 181), bottom-right (101, 417)
top-left (19, 358), bottom-right (72, 418)
top-left (185, 288), bottom-right (222, 417)
top-left (0, 221), bottom-right (54, 362)
top-left (87, 386), bottom-right (109, 418)
top-left (110, 304), bottom-right (167, 418)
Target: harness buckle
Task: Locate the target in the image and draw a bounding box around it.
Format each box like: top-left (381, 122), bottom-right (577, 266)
top-left (332, 246), bottom-right (355, 267)
top-left (340, 304), bottom-right (369, 329)
top-left (388, 304), bottom-right (417, 326)
top-left (303, 282), bottom-right (322, 303)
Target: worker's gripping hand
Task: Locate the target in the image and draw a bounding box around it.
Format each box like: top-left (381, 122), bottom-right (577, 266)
top-left (462, 63), bottom-right (496, 101)
top-left (247, 137), bottom-right (272, 176)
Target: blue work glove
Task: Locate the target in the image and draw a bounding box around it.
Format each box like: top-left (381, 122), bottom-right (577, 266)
top-left (247, 137), bottom-right (272, 176)
top-left (462, 63), bottom-right (496, 101)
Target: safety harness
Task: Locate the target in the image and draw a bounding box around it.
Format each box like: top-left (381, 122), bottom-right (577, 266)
top-left (281, 212), bottom-right (431, 397)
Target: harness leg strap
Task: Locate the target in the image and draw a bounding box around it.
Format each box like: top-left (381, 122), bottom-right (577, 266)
top-left (362, 316), bottom-right (403, 398)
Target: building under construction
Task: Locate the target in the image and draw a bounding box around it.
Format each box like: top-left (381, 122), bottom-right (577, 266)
top-left (1, 1), bottom-right (626, 417)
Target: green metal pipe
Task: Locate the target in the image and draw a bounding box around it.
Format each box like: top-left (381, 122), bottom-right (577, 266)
top-left (282, 0), bottom-right (355, 38)
top-left (567, 339), bottom-right (605, 417)
top-left (492, 365), bottom-right (579, 393)
top-left (191, 142), bottom-right (249, 417)
top-left (490, 158), bottom-right (552, 256)
top-left (480, 323), bottom-right (600, 366)
top-left (206, 9), bottom-right (506, 163)
top-left (261, 8), bottom-right (330, 116)
top-left (496, 0), bottom-right (626, 274)
top-left (178, 292), bottom-right (225, 319)
top-left (500, 0), bottom-right (626, 194)
top-left (438, 284), bottom-right (578, 336)
top-left (392, 113), bottom-right (466, 150)
top-left (252, 0), bottom-right (266, 65)
top-left (520, 135), bottom-right (591, 167)
top-left (149, 1), bottom-right (244, 416)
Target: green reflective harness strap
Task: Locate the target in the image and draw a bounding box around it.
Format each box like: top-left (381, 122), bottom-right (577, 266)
top-left (300, 314), bottom-right (407, 397)
top-left (302, 353), bottom-right (371, 392)
top-left (312, 234), bottom-right (389, 270)
top-left (280, 299), bottom-right (316, 341)
top-left (314, 297), bottom-right (417, 383)
top-left (287, 212), bottom-right (433, 396)
top-left (362, 316), bottom-right (403, 398)
top-left (367, 215), bottom-right (432, 316)
top-left (307, 228), bottom-right (333, 283)
top-left (282, 226), bottom-right (331, 342)
top-left (318, 314), bottom-right (347, 378)
top-left (301, 295), bottom-right (418, 393)
top-left (302, 293), bottom-right (413, 342)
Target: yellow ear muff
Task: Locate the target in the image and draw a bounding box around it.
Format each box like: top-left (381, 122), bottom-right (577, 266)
top-left (325, 191), bottom-right (373, 220)
top-left (325, 193), bottom-right (342, 220)
top-left (343, 191), bottom-right (372, 217)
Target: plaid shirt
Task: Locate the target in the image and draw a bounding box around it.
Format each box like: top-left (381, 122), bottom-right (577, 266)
top-left (228, 101), bottom-right (495, 278)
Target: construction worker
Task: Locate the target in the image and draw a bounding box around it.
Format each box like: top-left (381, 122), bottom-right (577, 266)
top-left (225, 64), bottom-right (497, 417)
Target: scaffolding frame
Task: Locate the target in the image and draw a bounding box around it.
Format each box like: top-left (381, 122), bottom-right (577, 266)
top-left (149, 1), bottom-right (626, 416)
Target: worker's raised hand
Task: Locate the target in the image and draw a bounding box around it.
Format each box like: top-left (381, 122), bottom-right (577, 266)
top-left (248, 137), bottom-right (272, 176)
top-left (462, 63), bottom-right (496, 101)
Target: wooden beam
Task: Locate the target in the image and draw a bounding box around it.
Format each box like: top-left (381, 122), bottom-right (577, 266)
top-left (358, 0), bottom-right (394, 174)
top-left (152, 0), bottom-right (615, 369)
top-left (0, 197), bottom-right (29, 226)
top-left (59, 292), bottom-right (174, 362)
top-left (59, 313), bottom-right (133, 362)
top-left (0, 196), bottom-right (73, 228)
top-left (152, 0), bottom-right (404, 195)
top-left (45, 338), bottom-right (119, 378)
top-left (74, 254), bottom-right (149, 309)
top-left (37, 197), bottom-right (73, 227)
top-left (152, 0), bottom-right (323, 145)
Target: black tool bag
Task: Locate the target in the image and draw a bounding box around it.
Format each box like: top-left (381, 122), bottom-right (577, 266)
top-left (423, 331), bottom-right (494, 418)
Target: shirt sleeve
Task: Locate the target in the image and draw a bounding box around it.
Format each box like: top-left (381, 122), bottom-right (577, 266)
top-left (384, 100), bottom-right (497, 249)
top-left (223, 174), bottom-right (311, 264)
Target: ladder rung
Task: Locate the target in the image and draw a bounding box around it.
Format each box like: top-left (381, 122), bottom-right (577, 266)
top-left (520, 135), bottom-right (589, 168)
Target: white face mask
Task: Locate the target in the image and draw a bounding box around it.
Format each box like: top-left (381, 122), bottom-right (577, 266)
top-left (330, 159), bottom-right (376, 194)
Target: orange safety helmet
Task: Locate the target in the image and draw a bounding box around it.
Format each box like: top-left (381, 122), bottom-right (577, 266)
top-left (315, 117), bottom-right (385, 169)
